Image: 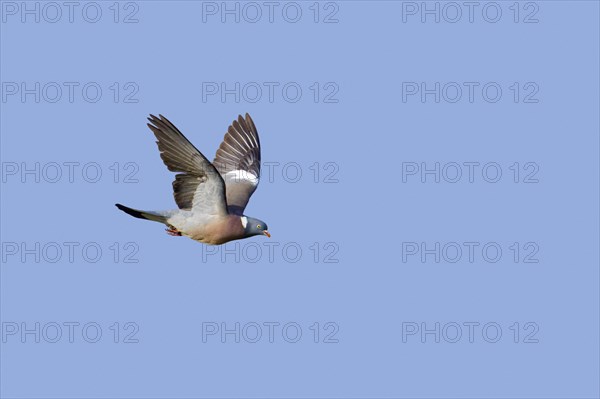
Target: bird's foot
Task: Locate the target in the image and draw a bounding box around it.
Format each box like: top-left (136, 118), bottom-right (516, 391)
top-left (165, 226), bottom-right (182, 236)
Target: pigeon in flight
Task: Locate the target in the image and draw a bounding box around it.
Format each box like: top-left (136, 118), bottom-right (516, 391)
top-left (116, 113), bottom-right (270, 245)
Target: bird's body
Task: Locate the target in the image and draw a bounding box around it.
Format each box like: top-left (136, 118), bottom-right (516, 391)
top-left (116, 113), bottom-right (270, 245)
top-left (168, 212), bottom-right (244, 245)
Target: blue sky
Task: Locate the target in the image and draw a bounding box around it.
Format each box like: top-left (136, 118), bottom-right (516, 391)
top-left (1, 1), bottom-right (599, 397)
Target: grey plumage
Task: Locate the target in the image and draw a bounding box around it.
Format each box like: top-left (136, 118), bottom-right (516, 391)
top-left (116, 113), bottom-right (270, 245)
top-left (213, 114), bottom-right (261, 215)
top-left (147, 114), bottom-right (227, 216)
top-left (115, 203), bottom-right (169, 224)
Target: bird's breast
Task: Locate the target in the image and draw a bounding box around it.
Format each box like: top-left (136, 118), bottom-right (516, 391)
top-left (177, 215), bottom-right (245, 245)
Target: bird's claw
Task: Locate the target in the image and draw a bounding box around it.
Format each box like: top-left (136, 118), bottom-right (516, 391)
top-left (165, 227), bottom-right (182, 236)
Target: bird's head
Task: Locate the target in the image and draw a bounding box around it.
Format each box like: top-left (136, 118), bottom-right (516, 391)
top-left (241, 216), bottom-right (270, 238)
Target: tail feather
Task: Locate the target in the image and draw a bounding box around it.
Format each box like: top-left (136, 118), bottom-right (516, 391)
top-left (115, 203), bottom-right (168, 224)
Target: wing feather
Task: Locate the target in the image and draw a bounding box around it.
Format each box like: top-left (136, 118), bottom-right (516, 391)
top-left (213, 113), bottom-right (261, 215)
top-left (147, 114), bottom-right (227, 216)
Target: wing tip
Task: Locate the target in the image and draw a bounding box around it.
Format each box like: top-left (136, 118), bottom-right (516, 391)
top-left (245, 113), bottom-right (257, 135)
top-left (147, 113), bottom-right (171, 127)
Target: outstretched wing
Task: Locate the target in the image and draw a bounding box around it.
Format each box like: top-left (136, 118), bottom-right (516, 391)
top-left (147, 114), bottom-right (227, 216)
top-left (212, 113), bottom-right (261, 215)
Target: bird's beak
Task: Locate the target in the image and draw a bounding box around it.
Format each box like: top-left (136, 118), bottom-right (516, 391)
top-left (263, 231), bottom-right (271, 238)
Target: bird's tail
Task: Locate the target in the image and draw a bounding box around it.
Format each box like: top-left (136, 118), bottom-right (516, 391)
top-left (115, 203), bottom-right (168, 224)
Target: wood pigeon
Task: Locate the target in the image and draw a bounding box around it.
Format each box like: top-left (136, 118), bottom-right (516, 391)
top-left (116, 113), bottom-right (270, 245)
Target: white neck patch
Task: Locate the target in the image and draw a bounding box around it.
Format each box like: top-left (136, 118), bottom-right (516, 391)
top-left (240, 216), bottom-right (248, 228)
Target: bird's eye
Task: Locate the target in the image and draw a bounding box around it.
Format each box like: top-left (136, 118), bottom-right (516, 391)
top-left (257, 224), bottom-right (261, 229)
